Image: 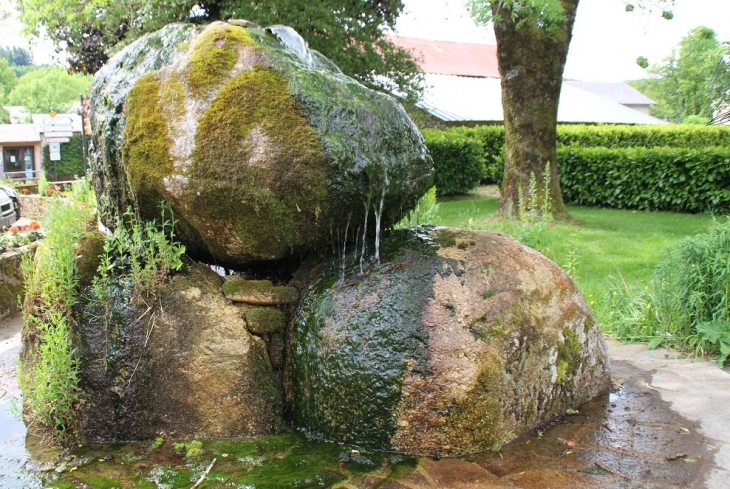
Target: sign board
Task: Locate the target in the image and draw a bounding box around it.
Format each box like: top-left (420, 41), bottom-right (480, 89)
top-left (44, 131), bottom-right (74, 138)
top-left (47, 137), bottom-right (70, 143)
top-left (44, 124), bottom-right (74, 132)
top-left (49, 142), bottom-right (61, 161)
top-left (43, 115), bottom-right (73, 125)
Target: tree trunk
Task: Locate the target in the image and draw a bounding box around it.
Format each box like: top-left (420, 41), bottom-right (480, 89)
top-left (492, 0), bottom-right (579, 220)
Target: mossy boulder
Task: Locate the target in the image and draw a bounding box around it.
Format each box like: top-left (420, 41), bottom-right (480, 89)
top-left (287, 228), bottom-right (610, 457)
top-left (90, 21), bottom-right (433, 266)
top-left (76, 263), bottom-right (282, 443)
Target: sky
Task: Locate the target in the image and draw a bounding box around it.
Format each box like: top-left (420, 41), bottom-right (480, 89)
top-left (2, 0), bottom-right (730, 82)
top-left (395, 0), bottom-right (730, 82)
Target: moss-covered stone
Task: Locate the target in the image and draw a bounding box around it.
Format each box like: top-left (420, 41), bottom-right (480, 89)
top-left (245, 307), bottom-right (285, 335)
top-left (288, 228), bottom-right (610, 456)
top-left (122, 72), bottom-right (174, 217)
top-left (223, 277), bottom-right (298, 305)
top-left (75, 230), bottom-right (107, 287)
top-left (90, 21), bottom-right (433, 266)
top-left (188, 23), bottom-right (255, 96)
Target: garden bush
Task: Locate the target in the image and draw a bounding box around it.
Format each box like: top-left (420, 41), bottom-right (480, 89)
top-left (558, 146), bottom-right (730, 213)
top-left (424, 124), bottom-right (730, 208)
top-left (421, 129), bottom-right (485, 195)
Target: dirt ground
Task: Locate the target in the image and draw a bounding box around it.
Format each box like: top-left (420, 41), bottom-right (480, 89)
top-left (1, 312), bottom-right (728, 488)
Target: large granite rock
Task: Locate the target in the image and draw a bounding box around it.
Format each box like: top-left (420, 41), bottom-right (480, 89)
top-left (90, 22), bottom-right (433, 266)
top-left (287, 228), bottom-right (610, 457)
top-left (76, 263), bottom-right (281, 442)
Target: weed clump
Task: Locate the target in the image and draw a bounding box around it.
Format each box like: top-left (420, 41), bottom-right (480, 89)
top-left (607, 218), bottom-right (730, 366)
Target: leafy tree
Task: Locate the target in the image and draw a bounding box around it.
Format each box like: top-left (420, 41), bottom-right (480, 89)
top-left (15, 0), bottom-right (422, 99)
top-left (631, 27), bottom-right (730, 124)
top-left (0, 45), bottom-right (33, 66)
top-left (7, 66), bottom-right (92, 114)
top-left (467, 0), bottom-right (673, 219)
top-left (0, 57), bottom-right (17, 97)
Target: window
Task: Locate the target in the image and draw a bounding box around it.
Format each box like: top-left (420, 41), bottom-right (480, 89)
top-left (2, 146), bottom-right (35, 180)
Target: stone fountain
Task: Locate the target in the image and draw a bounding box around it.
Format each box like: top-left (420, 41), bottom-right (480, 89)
top-left (43, 21), bottom-right (610, 455)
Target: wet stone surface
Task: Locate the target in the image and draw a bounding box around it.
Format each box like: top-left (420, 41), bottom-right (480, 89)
top-left (0, 314), bottom-right (717, 488)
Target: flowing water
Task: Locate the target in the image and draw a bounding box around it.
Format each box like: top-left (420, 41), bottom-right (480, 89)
top-left (0, 313), bottom-right (716, 488)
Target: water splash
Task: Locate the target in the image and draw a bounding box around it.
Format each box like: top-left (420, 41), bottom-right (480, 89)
top-left (267, 25), bottom-right (314, 68)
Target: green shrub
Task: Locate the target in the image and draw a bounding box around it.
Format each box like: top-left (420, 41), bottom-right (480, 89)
top-left (558, 146), bottom-right (730, 213)
top-left (42, 135), bottom-right (85, 179)
top-left (425, 124), bottom-right (730, 189)
top-left (556, 124), bottom-right (730, 148)
top-left (422, 129), bottom-right (485, 195)
top-left (606, 218), bottom-right (730, 366)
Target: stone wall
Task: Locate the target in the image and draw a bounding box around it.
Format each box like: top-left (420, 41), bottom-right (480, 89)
top-left (18, 195), bottom-right (49, 221)
top-left (0, 244), bottom-right (36, 320)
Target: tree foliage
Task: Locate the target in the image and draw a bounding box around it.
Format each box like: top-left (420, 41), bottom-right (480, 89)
top-left (0, 45), bottom-right (33, 66)
top-left (0, 57), bottom-right (17, 98)
top-left (631, 27), bottom-right (730, 123)
top-left (15, 0), bottom-right (422, 99)
top-left (7, 66), bottom-right (92, 114)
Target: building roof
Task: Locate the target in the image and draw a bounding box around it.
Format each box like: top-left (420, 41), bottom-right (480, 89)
top-left (418, 74), bottom-right (668, 125)
top-left (0, 124), bottom-right (41, 144)
top-left (565, 81), bottom-right (656, 106)
top-left (387, 36), bottom-right (500, 78)
top-left (31, 113), bottom-right (83, 133)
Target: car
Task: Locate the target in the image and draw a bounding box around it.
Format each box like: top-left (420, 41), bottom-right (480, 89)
top-left (0, 185), bottom-right (19, 229)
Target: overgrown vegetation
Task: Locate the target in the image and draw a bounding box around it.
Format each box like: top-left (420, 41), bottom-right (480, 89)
top-left (20, 179), bottom-right (96, 439)
top-left (606, 218), bottom-right (730, 366)
top-left (19, 179), bottom-right (186, 441)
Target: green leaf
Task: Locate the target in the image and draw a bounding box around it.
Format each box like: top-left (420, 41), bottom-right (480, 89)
top-left (647, 337), bottom-right (663, 350)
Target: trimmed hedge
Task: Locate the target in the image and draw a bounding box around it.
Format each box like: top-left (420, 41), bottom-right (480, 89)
top-left (424, 124), bottom-right (730, 210)
top-left (422, 129), bottom-right (485, 196)
top-left (559, 146), bottom-right (730, 213)
top-left (42, 135), bottom-right (85, 179)
top-left (556, 124), bottom-right (730, 149)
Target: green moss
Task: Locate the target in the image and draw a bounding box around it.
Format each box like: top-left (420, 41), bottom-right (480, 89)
top-left (246, 307), bottom-right (286, 334)
top-left (191, 67), bottom-right (329, 261)
top-left (122, 72), bottom-right (173, 215)
top-left (188, 24), bottom-right (255, 96)
top-left (482, 290), bottom-right (496, 300)
top-left (556, 327), bottom-right (582, 384)
top-left (434, 229), bottom-right (458, 248)
top-left (74, 474), bottom-right (126, 489)
top-left (457, 242), bottom-right (469, 250)
top-left (75, 230), bottom-right (106, 287)
top-left (223, 279), bottom-right (274, 297)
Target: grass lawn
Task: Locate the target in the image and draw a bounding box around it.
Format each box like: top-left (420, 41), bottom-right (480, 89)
top-left (433, 188), bottom-right (716, 329)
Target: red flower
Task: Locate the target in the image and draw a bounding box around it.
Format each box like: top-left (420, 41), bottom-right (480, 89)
top-left (21, 188), bottom-right (30, 194)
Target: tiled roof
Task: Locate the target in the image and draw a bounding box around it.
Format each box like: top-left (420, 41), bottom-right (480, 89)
top-left (387, 36), bottom-right (500, 78)
top-left (0, 124), bottom-right (41, 144)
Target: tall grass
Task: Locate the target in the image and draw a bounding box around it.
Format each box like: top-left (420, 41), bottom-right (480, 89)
top-left (20, 179), bottom-right (96, 439)
top-left (605, 218), bottom-right (730, 365)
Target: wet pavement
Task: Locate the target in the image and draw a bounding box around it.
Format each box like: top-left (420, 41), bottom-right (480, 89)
top-left (0, 312), bottom-right (727, 488)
